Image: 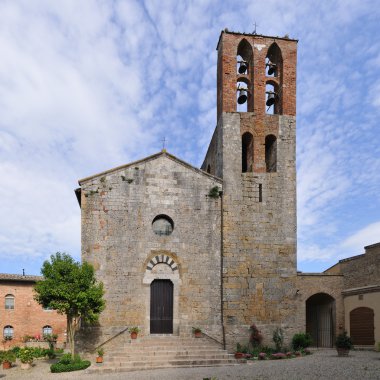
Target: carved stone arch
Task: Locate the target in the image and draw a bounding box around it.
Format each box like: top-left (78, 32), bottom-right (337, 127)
top-left (145, 253), bottom-right (179, 273)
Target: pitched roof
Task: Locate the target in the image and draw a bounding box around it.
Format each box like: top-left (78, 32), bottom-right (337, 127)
top-left (78, 150), bottom-right (222, 185)
top-left (0, 273), bottom-right (42, 282)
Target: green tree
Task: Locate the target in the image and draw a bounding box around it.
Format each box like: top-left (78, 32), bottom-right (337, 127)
top-left (34, 252), bottom-right (105, 358)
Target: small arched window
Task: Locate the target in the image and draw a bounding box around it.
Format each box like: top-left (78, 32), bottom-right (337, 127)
top-left (265, 135), bottom-right (277, 172)
top-left (5, 294), bottom-right (14, 310)
top-left (43, 325), bottom-right (53, 336)
top-left (207, 164), bottom-right (211, 174)
top-left (3, 325), bottom-right (13, 340)
top-left (242, 132), bottom-right (254, 173)
top-left (152, 215), bottom-right (174, 236)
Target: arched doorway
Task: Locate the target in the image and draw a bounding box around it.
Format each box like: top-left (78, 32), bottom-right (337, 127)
top-left (306, 293), bottom-right (335, 347)
top-left (350, 307), bottom-right (374, 345)
top-left (150, 279), bottom-right (173, 334)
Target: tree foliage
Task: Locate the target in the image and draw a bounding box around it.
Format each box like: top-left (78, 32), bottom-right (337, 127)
top-left (34, 252), bottom-right (105, 358)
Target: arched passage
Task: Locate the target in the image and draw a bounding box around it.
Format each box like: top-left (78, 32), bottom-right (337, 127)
top-left (306, 293), bottom-right (335, 347)
top-left (350, 307), bottom-right (374, 345)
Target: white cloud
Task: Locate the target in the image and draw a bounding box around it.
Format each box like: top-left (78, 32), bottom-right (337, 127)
top-left (0, 0), bottom-right (379, 274)
top-left (340, 222), bottom-right (380, 254)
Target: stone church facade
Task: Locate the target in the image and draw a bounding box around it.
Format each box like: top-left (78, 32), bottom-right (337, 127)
top-left (76, 30), bottom-right (379, 351)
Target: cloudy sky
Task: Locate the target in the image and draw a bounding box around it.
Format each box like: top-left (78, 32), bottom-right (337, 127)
top-left (0, 0), bottom-right (379, 275)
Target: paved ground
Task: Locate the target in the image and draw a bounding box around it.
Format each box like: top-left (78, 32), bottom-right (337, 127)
top-left (0, 349), bottom-right (379, 380)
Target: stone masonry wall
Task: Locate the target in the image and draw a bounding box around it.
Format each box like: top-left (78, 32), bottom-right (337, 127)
top-left (339, 243), bottom-right (380, 289)
top-left (79, 153), bottom-right (223, 350)
top-left (220, 112), bottom-right (298, 350)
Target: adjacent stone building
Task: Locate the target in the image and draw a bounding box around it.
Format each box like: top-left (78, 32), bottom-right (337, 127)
top-left (76, 30), bottom-right (379, 351)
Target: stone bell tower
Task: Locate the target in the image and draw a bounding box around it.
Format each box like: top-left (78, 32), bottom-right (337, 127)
top-left (202, 30), bottom-right (298, 347)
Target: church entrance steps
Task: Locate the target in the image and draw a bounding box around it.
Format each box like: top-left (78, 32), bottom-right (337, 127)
top-left (86, 335), bottom-right (240, 374)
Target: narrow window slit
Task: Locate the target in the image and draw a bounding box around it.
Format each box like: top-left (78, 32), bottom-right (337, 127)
top-left (259, 184), bottom-right (262, 202)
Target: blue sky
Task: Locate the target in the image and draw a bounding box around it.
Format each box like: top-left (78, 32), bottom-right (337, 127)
top-left (0, 0), bottom-right (379, 275)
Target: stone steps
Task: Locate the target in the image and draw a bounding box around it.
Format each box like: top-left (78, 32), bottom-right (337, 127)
top-left (108, 351), bottom-right (230, 358)
top-left (87, 359), bottom-right (239, 374)
top-left (87, 335), bottom-right (240, 374)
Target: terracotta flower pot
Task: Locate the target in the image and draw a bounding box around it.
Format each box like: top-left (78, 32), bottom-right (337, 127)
top-left (96, 356), bottom-right (103, 363)
top-left (194, 331), bottom-right (202, 338)
top-left (2, 360), bottom-right (11, 369)
top-left (131, 332), bottom-right (138, 339)
top-left (235, 352), bottom-right (244, 359)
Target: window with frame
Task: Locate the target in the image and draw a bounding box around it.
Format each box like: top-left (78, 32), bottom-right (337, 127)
top-left (3, 325), bottom-right (13, 339)
top-left (152, 215), bottom-right (174, 236)
top-left (43, 325), bottom-right (53, 335)
top-left (5, 294), bottom-right (14, 310)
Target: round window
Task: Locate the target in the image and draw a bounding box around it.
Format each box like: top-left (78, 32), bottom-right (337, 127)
top-left (152, 215), bottom-right (174, 236)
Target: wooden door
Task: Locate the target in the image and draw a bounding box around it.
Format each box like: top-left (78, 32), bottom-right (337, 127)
top-left (350, 307), bottom-right (374, 345)
top-left (150, 280), bottom-right (173, 334)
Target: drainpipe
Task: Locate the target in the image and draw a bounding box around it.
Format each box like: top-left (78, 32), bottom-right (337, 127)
top-left (219, 190), bottom-right (226, 350)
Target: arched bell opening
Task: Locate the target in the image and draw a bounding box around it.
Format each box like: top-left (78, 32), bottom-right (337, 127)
top-left (242, 132), bottom-right (254, 173)
top-left (206, 164), bottom-right (211, 174)
top-left (266, 43), bottom-right (282, 78)
top-left (265, 81), bottom-right (281, 115)
top-left (306, 293), bottom-right (336, 348)
top-left (236, 38), bottom-right (253, 75)
top-left (265, 134), bottom-right (277, 173)
top-left (237, 77), bottom-right (253, 112)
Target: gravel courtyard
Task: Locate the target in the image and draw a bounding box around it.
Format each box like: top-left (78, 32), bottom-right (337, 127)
top-left (0, 349), bottom-right (379, 380)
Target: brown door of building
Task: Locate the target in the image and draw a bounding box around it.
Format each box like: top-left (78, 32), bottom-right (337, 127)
top-left (150, 280), bottom-right (173, 334)
top-left (350, 307), bottom-right (375, 345)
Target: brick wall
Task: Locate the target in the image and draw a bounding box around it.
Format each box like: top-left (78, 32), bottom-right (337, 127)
top-left (0, 279), bottom-right (66, 348)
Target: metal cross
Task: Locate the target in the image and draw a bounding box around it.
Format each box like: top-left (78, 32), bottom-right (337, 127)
top-left (253, 22), bottom-right (258, 34)
top-left (162, 137), bottom-right (166, 150)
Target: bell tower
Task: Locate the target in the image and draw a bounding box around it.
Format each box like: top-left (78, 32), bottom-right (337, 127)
top-left (202, 30), bottom-right (298, 348)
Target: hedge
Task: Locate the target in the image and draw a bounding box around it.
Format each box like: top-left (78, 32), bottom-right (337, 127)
top-left (50, 360), bottom-right (91, 373)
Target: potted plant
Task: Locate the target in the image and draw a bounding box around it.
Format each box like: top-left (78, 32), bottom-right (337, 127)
top-left (96, 347), bottom-right (104, 363)
top-left (234, 343), bottom-right (246, 359)
top-left (192, 327), bottom-right (202, 338)
top-left (335, 331), bottom-right (353, 356)
top-left (128, 326), bottom-right (141, 339)
top-left (18, 347), bottom-right (34, 369)
top-left (2, 350), bottom-right (16, 369)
